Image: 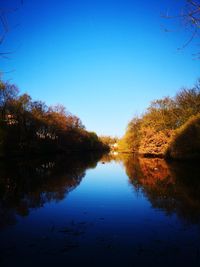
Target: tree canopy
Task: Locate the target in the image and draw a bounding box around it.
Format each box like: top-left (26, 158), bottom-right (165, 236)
top-left (119, 79), bottom-right (200, 158)
top-left (0, 79), bottom-right (109, 156)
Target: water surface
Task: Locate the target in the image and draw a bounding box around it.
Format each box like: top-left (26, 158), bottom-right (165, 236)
top-left (0, 153), bottom-right (200, 266)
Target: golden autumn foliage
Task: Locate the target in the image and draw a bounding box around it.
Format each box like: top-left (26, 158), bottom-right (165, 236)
top-left (138, 128), bottom-right (174, 156)
top-left (99, 135), bottom-right (118, 147)
top-left (0, 80), bottom-right (108, 156)
top-left (118, 154), bottom-right (200, 223)
top-left (119, 80), bottom-right (200, 159)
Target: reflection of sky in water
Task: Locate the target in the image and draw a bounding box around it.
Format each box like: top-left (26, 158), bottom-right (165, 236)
top-left (0, 156), bottom-right (200, 267)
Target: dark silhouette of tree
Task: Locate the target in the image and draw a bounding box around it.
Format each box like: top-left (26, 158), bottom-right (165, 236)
top-left (0, 79), bottom-right (109, 156)
top-left (0, 8), bottom-right (9, 58)
top-left (163, 0), bottom-right (200, 56)
top-left (0, 0), bottom-right (23, 61)
top-left (0, 151), bottom-right (104, 228)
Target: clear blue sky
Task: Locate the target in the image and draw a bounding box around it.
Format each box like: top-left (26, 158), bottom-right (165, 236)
top-left (0, 0), bottom-right (199, 136)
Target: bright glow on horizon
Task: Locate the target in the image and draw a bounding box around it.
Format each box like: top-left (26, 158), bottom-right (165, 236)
top-left (0, 0), bottom-right (199, 136)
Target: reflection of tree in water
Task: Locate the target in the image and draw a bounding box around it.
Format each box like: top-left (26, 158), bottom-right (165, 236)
top-left (0, 152), bottom-right (104, 229)
top-left (112, 153), bottom-right (200, 224)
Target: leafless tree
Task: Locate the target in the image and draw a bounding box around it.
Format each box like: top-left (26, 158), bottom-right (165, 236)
top-left (0, 8), bottom-right (10, 58)
top-left (163, 0), bottom-right (200, 57)
top-left (0, 1), bottom-right (23, 57)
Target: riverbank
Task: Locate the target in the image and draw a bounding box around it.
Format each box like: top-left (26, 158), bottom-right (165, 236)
top-left (118, 83), bottom-right (200, 161)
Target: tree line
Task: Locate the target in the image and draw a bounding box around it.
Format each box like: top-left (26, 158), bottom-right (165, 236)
top-left (0, 79), bottom-right (109, 157)
top-left (119, 79), bottom-right (200, 159)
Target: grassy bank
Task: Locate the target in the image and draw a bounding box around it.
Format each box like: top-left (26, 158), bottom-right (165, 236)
top-left (166, 114), bottom-right (200, 160)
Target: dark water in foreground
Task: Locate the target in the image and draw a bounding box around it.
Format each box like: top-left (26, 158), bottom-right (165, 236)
top-left (0, 152), bottom-right (200, 267)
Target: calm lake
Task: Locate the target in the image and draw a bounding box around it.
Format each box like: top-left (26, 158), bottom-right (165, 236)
top-left (0, 152), bottom-right (200, 266)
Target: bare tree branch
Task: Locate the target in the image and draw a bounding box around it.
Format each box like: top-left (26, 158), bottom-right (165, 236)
top-left (0, 1), bottom-right (23, 73)
top-left (163, 0), bottom-right (200, 56)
